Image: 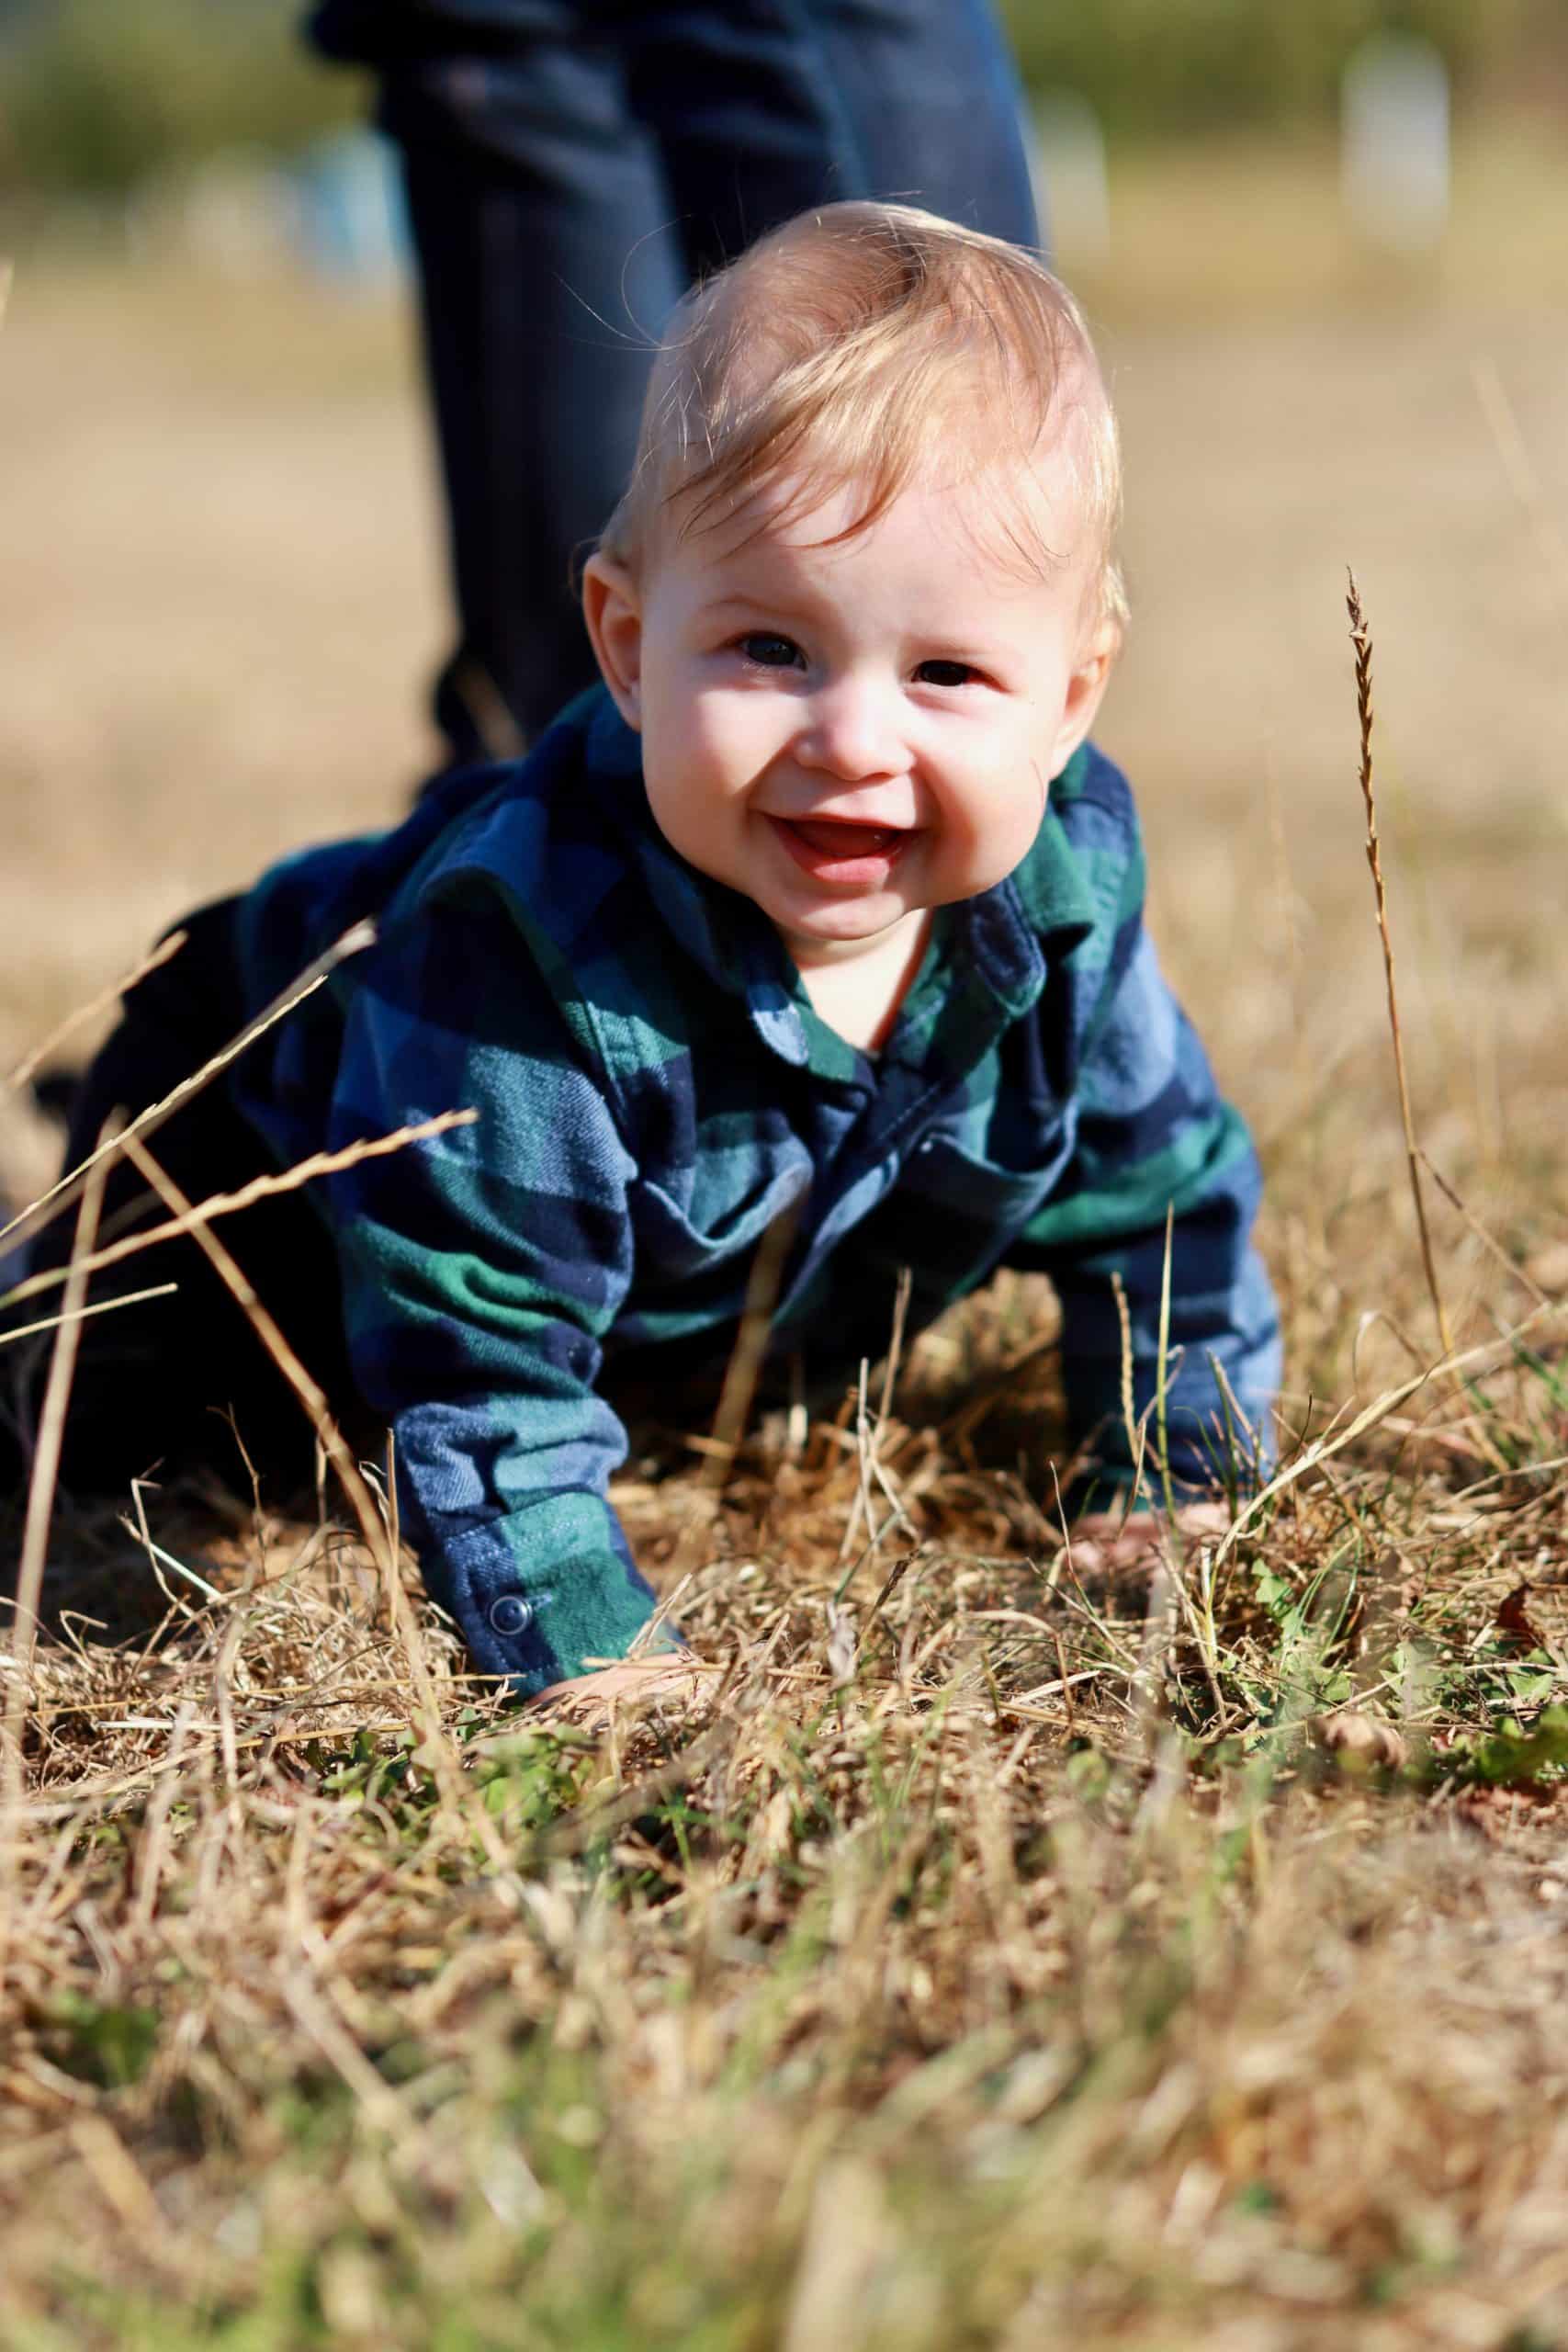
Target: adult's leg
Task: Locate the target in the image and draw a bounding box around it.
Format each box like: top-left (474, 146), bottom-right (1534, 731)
top-left (304, 0), bottom-right (1038, 756)
top-left (310, 5), bottom-right (687, 758)
top-left (626, 0), bottom-right (1042, 279)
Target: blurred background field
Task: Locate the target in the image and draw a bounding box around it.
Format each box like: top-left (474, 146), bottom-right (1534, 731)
top-left (0, 5), bottom-right (1565, 1045)
top-left (3, 9), bottom-right (1568, 2346)
top-left (1, 32), bottom-right (1565, 1291)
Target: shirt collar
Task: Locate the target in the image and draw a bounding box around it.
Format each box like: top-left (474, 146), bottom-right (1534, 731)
top-left (581, 690), bottom-right (1097, 1071)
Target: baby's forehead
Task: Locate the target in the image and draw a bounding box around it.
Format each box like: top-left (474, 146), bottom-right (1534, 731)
top-left (677, 435), bottom-right (1090, 590)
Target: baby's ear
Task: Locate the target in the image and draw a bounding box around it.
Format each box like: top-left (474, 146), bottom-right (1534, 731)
top-left (1048, 612), bottom-right (1121, 773)
top-left (581, 552), bottom-right (645, 729)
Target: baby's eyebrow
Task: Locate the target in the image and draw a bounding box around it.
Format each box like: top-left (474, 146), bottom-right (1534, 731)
top-left (694, 587), bottom-right (817, 626)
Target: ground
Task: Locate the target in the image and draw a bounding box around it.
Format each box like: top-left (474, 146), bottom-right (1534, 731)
top-left (0, 123), bottom-right (1566, 2350)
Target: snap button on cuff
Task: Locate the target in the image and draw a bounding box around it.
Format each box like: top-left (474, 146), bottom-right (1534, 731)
top-left (488, 1593), bottom-right (533, 1637)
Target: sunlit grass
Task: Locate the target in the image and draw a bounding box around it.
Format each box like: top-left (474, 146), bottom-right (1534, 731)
top-left (2, 130), bottom-right (1567, 2348)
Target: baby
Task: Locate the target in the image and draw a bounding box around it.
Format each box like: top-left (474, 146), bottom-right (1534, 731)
top-left (21, 202), bottom-right (1280, 1704)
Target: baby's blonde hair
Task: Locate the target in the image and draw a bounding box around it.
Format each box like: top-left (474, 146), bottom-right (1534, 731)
top-left (599, 200), bottom-right (1126, 631)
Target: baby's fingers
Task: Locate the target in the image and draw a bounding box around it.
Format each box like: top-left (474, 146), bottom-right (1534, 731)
top-left (528, 1651), bottom-right (719, 1724)
top-left (1066, 1500), bottom-right (1233, 1577)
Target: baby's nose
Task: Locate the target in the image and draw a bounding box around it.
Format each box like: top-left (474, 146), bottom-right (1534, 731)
top-left (796, 674), bottom-right (907, 780)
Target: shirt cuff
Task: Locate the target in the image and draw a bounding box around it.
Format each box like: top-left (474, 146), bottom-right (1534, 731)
top-left (437, 1490), bottom-right (660, 1697)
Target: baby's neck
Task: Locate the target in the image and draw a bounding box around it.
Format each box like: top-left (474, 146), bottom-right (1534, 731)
top-left (786, 912), bottom-right (932, 1054)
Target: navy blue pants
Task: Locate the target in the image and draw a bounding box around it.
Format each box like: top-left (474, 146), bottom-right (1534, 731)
top-left (307, 0), bottom-right (1042, 757)
top-left (2, 903), bottom-right (355, 1501)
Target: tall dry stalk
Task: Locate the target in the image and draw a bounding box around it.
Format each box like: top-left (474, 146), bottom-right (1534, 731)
top-left (1, 1137), bottom-right (110, 1838)
top-left (0, 917), bottom-right (378, 1260)
top-left (117, 1131), bottom-right (513, 1876)
top-left (5, 927), bottom-right (188, 1094)
top-left (0, 1107), bottom-right (476, 1325)
top-left (1346, 571), bottom-right (1454, 1364)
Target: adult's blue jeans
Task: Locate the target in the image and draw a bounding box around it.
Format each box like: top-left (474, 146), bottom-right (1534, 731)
top-left (307, 1), bottom-right (1042, 758)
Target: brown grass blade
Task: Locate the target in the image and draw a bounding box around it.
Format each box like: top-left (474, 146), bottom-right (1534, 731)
top-left (0, 1281), bottom-right (177, 1351)
top-left (1, 1127), bottom-right (111, 1842)
top-left (0, 918), bottom-right (378, 1259)
top-left (0, 1108), bottom-right (476, 1322)
top-left (1208, 1297), bottom-right (1564, 1573)
top-left (5, 928), bottom-right (188, 1095)
top-left (116, 1131), bottom-right (513, 1876)
top-left (1347, 571), bottom-right (1454, 1363)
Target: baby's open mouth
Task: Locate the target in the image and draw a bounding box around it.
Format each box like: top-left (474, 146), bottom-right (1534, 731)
top-left (770, 815), bottom-right (912, 883)
top-left (784, 818), bottom-right (905, 857)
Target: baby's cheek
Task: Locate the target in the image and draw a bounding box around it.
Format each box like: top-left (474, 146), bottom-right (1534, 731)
top-left (953, 769), bottom-right (1042, 888)
top-left (684, 692), bottom-right (773, 799)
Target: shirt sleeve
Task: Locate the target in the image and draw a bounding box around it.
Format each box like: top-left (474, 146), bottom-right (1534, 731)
top-left (1007, 798), bottom-right (1281, 1503)
top-left (321, 883), bottom-right (660, 1695)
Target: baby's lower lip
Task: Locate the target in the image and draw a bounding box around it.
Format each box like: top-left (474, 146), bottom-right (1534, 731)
top-left (769, 815), bottom-right (912, 884)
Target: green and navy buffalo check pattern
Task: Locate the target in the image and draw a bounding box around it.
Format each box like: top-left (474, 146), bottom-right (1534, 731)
top-left (230, 690), bottom-right (1281, 1694)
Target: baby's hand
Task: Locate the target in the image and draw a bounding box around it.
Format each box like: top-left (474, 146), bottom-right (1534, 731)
top-left (527, 1649), bottom-right (719, 1724)
top-left (1064, 1500), bottom-right (1231, 1577)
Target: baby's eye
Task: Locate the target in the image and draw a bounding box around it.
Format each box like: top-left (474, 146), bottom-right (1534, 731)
top-left (915, 659), bottom-right (981, 688)
top-left (738, 632), bottom-right (804, 670)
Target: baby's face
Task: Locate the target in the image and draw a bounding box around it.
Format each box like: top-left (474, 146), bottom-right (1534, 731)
top-left (584, 452), bottom-right (1115, 970)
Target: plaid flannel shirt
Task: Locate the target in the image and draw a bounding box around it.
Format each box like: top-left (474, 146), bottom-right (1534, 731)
top-left (231, 688), bottom-right (1280, 1694)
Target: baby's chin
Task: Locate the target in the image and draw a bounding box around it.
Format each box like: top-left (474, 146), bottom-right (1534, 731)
top-left (769, 898), bottom-right (929, 965)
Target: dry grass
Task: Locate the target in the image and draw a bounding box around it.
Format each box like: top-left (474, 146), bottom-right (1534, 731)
top-left (1, 127), bottom-right (1567, 2348)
